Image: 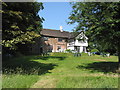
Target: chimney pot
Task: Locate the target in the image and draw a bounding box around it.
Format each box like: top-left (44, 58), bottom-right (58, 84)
top-left (60, 26), bottom-right (63, 32)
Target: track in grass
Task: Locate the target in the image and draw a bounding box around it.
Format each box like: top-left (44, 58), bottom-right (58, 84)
top-left (3, 53), bottom-right (118, 88)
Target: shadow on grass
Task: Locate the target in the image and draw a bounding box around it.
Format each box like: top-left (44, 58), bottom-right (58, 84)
top-left (77, 62), bottom-right (118, 73)
top-left (3, 56), bottom-right (58, 75)
top-left (35, 56), bottom-right (66, 61)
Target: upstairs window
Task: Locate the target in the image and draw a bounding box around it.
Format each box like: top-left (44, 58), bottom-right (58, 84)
top-left (58, 38), bottom-right (62, 42)
top-left (44, 37), bottom-right (49, 41)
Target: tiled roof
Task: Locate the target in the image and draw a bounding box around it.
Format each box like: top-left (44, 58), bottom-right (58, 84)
top-left (70, 32), bottom-right (79, 39)
top-left (41, 29), bottom-right (71, 38)
top-left (40, 29), bottom-right (80, 39)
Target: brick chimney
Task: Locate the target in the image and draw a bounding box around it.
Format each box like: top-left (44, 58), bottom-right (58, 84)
top-left (60, 26), bottom-right (63, 32)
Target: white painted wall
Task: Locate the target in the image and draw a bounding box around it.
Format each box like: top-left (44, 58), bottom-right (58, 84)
top-left (52, 50), bottom-right (54, 52)
top-left (80, 46), bottom-right (83, 53)
top-left (53, 32), bottom-right (89, 53)
top-left (67, 33), bottom-right (88, 53)
top-left (67, 46), bottom-right (74, 50)
top-left (74, 40), bottom-right (88, 46)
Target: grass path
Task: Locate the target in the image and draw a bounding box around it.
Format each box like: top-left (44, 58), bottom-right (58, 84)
top-left (32, 76), bottom-right (58, 88)
top-left (32, 74), bottom-right (118, 88)
top-left (31, 72), bottom-right (118, 88)
top-left (3, 53), bottom-right (118, 88)
top-left (31, 53), bottom-right (118, 88)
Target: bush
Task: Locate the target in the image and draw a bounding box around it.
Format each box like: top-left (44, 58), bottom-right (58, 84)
top-left (91, 49), bottom-right (99, 53)
top-left (65, 49), bottom-right (72, 53)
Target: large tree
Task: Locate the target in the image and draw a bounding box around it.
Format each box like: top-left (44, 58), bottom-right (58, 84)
top-left (2, 2), bottom-right (44, 56)
top-left (68, 2), bottom-right (120, 69)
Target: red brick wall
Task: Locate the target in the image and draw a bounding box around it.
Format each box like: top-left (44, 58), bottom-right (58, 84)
top-left (43, 37), bottom-right (67, 52)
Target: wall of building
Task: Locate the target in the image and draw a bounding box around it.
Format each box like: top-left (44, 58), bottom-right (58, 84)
top-left (31, 33), bottom-right (88, 54)
top-left (42, 37), bottom-right (67, 52)
top-left (74, 40), bottom-right (88, 47)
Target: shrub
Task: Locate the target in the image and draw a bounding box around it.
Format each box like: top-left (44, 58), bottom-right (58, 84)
top-left (65, 49), bottom-right (72, 53)
top-left (91, 49), bottom-right (99, 53)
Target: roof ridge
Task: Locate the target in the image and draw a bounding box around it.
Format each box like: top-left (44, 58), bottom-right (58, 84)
top-left (43, 28), bottom-right (70, 33)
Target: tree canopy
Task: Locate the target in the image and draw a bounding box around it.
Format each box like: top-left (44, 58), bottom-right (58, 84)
top-left (2, 2), bottom-right (44, 56)
top-left (68, 2), bottom-right (120, 64)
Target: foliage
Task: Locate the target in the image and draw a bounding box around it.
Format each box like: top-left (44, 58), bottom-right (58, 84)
top-left (65, 49), bottom-right (72, 53)
top-left (68, 2), bottom-right (120, 63)
top-left (2, 2), bottom-right (44, 55)
top-left (91, 49), bottom-right (99, 53)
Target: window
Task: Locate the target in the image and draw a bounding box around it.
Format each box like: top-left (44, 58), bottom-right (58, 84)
top-left (57, 46), bottom-right (61, 50)
top-left (44, 37), bottom-right (49, 41)
top-left (58, 38), bottom-right (62, 42)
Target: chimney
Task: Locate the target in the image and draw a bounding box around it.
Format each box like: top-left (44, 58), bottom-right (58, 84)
top-left (60, 26), bottom-right (63, 32)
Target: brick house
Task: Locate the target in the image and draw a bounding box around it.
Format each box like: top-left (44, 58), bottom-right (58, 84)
top-left (40, 28), bottom-right (70, 53)
top-left (31, 27), bottom-right (88, 54)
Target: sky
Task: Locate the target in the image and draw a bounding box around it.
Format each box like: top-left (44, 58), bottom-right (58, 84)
top-left (37, 2), bottom-right (77, 32)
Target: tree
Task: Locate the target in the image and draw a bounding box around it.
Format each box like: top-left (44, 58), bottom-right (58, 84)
top-left (2, 2), bottom-right (44, 56)
top-left (68, 2), bottom-right (120, 70)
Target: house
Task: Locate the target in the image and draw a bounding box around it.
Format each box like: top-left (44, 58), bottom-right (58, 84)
top-left (67, 31), bottom-right (88, 53)
top-left (36, 26), bottom-right (88, 54)
top-left (40, 28), bottom-right (69, 53)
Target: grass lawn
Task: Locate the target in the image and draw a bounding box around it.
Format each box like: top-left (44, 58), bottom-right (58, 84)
top-left (2, 53), bottom-right (118, 88)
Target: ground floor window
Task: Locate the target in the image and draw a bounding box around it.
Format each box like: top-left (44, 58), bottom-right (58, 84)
top-left (74, 46), bottom-right (80, 52)
top-left (57, 46), bottom-right (61, 50)
top-left (83, 46), bottom-right (86, 52)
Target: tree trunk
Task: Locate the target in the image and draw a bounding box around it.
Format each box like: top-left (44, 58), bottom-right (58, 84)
top-left (118, 50), bottom-right (120, 90)
top-left (118, 46), bottom-right (120, 73)
top-left (118, 56), bottom-right (120, 72)
top-left (118, 53), bottom-right (120, 71)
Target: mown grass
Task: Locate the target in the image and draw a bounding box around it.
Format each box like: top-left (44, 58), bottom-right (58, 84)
top-left (2, 52), bottom-right (118, 88)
